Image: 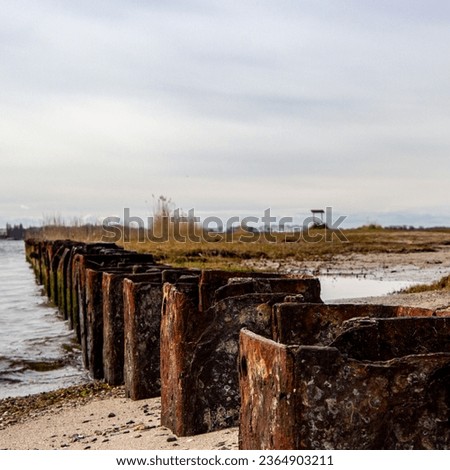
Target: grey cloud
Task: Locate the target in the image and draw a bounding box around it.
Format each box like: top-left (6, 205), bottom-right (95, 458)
top-left (1, 0), bottom-right (449, 225)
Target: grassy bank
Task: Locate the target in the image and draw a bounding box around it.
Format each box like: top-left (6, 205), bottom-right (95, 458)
top-left (401, 274), bottom-right (450, 293)
top-left (26, 224), bottom-right (450, 271)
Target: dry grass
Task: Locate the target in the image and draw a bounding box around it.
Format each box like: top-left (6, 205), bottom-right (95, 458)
top-left (26, 222), bottom-right (450, 271)
top-left (401, 274), bottom-right (450, 293)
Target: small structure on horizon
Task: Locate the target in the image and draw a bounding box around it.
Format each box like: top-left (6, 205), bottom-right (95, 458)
top-left (311, 209), bottom-right (325, 226)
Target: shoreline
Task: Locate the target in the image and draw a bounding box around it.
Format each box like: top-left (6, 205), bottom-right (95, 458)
top-left (243, 247), bottom-right (450, 283)
top-left (2, 288), bottom-right (450, 450)
top-left (1, 249), bottom-right (449, 450)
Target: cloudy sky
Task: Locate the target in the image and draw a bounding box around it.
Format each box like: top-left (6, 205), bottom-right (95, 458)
top-left (1, 0), bottom-right (449, 228)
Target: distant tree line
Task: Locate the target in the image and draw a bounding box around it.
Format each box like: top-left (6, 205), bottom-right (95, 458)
top-left (6, 223), bottom-right (25, 240)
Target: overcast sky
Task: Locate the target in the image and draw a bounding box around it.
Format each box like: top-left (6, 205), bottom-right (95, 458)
top-left (1, 0), bottom-right (449, 228)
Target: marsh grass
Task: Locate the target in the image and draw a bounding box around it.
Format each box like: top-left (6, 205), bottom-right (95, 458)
top-left (401, 274), bottom-right (450, 293)
top-left (26, 199), bottom-right (450, 270)
top-left (27, 220), bottom-right (450, 271)
top-left (27, 215), bottom-right (105, 242)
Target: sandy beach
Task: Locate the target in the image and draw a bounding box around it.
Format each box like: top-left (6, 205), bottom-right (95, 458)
top-left (1, 248), bottom-right (450, 450)
top-left (0, 386), bottom-right (238, 450)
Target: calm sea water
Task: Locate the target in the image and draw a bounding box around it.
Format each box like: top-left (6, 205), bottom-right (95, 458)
top-left (319, 275), bottom-right (414, 302)
top-left (0, 240), bottom-right (89, 399)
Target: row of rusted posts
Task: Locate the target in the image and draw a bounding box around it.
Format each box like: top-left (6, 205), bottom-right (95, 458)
top-left (25, 239), bottom-right (450, 449)
top-left (159, 272), bottom-right (322, 435)
top-left (24, 239), bottom-right (321, 422)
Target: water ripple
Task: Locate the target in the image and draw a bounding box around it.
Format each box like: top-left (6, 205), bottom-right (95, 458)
top-left (0, 240), bottom-right (89, 399)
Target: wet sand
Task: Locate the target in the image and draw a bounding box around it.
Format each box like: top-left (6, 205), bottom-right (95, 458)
top-left (243, 246), bottom-right (450, 284)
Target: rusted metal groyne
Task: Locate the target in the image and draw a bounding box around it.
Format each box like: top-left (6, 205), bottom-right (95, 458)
top-left (24, 239), bottom-right (320, 428)
top-left (25, 239), bottom-right (450, 449)
top-left (239, 303), bottom-right (450, 449)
